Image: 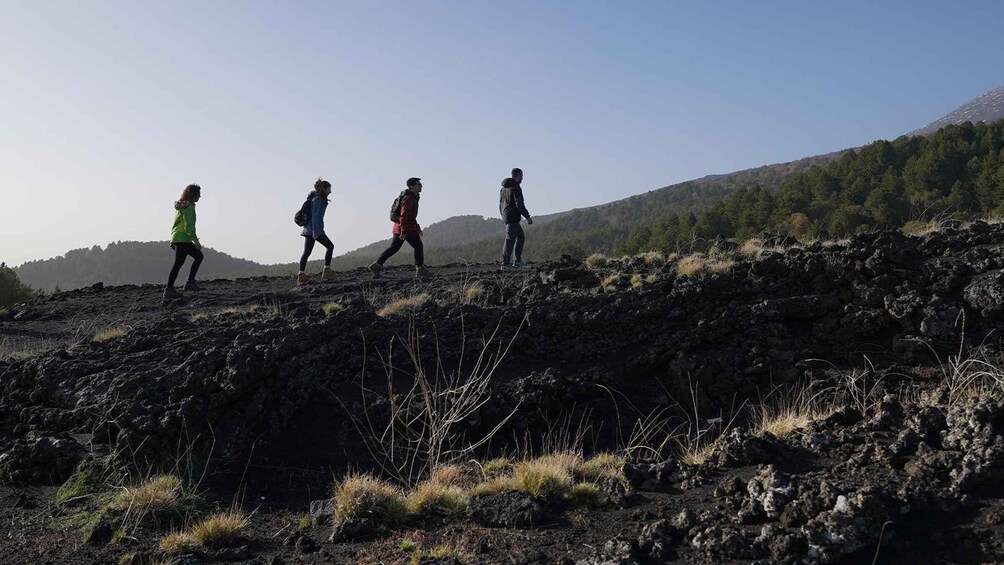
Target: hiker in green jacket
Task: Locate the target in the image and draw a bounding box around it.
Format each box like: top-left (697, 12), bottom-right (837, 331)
top-left (164, 184), bottom-right (204, 300)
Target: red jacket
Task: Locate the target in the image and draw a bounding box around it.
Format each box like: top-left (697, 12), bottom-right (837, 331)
top-left (393, 192), bottom-right (421, 235)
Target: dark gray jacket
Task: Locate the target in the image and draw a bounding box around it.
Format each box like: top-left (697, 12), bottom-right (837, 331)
top-left (499, 178), bottom-right (531, 224)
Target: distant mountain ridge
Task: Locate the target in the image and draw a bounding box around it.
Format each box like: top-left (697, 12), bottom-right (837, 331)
top-left (909, 85), bottom-right (1004, 136)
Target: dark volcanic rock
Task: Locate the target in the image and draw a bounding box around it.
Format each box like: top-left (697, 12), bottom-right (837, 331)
top-left (468, 491), bottom-right (547, 528)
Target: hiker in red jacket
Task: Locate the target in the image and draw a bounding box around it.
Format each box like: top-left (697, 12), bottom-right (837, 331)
top-left (369, 177), bottom-right (428, 278)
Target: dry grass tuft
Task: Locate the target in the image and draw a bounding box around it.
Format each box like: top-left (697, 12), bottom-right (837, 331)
top-left (159, 531), bottom-right (198, 556)
top-left (680, 444), bottom-right (715, 466)
top-left (513, 453), bottom-right (577, 499)
top-left (332, 474), bottom-right (407, 525)
top-left (676, 254), bottom-right (706, 277)
top-left (635, 251), bottom-right (666, 265)
top-left (569, 482), bottom-right (604, 507)
top-left (377, 294), bottom-right (430, 317)
top-left (645, 274), bottom-right (658, 285)
top-left (189, 511), bottom-right (247, 548)
top-left (464, 284), bottom-right (484, 303)
top-left (601, 274), bottom-right (621, 292)
top-left (576, 453), bottom-right (625, 482)
top-left (322, 302), bottom-right (343, 315)
top-left (0, 308), bottom-right (8, 318)
top-left (470, 477), bottom-right (516, 497)
top-left (902, 220), bottom-right (939, 236)
top-left (110, 474), bottom-right (182, 513)
top-left (585, 254), bottom-right (609, 268)
top-left (406, 481), bottom-right (469, 515)
top-left (430, 464), bottom-right (467, 488)
top-left (630, 274), bottom-right (643, 289)
top-left (189, 313), bottom-right (208, 322)
top-left (93, 327), bottom-right (126, 342)
top-left (707, 259), bottom-right (734, 274)
top-left (481, 457), bottom-right (511, 478)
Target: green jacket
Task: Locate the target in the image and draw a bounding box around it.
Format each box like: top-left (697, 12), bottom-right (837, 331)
top-left (171, 202), bottom-right (199, 244)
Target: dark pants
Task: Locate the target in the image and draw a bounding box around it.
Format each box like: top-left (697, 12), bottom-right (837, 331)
top-left (300, 234), bottom-right (334, 271)
top-left (377, 233), bottom-right (424, 266)
top-left (168, 243), bottom-right (204, 287)
top-left (502, 222), bottom-right (525, 265)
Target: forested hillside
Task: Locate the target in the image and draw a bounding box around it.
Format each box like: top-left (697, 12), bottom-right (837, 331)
top-left (15, 242), bottom-right (267, 291)
top-left (617, 120), bottom-right (1004, 254)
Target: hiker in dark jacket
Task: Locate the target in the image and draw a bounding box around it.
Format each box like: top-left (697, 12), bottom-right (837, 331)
top-left (164, 184), bottom-right (204, 300)
top-left (369, 177), bottom-right (428, 278)
top-left (500, 167), bottom-right (533, 267)
top-left (297, 178), bottom-right (336, 285)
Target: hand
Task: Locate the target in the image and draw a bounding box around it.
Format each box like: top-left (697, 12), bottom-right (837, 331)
top-left (527, 217), bottom-right (534, 225)
top-left (399, 233), bottom-right (407, 241)
top-left (419, 230), bottom-right (424, 237)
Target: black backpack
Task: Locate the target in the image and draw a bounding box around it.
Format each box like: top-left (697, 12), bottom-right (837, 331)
top-left (294, 193), bottom-right (313, 227)
top-left (389, 191), bottom-right (410, 222)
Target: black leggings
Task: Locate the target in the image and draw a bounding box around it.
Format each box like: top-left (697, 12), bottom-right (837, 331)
top-left (168, 243), bottom-right (204, 287)
top-left (376, 233), bottom-right (424, 266)
top-left (300, 234), bottom-right (334, 271)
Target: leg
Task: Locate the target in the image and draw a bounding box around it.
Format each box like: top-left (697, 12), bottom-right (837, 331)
top-left (167, 245), bottom-right (188, 287)
top-left (376, 236), bottom-right (405, 265)
top-left (514, 223), bottom-right (525, 263)
top-left (316, 234), bottom-right (335, 267)
top-left (299, 236), bottom-right (315, 272)
top-left (406, 233), bottom-right (424, 266)
top-left (502, 223), bottom-right (517, 265)
top-left (187, 246), bottom-right (204, 281)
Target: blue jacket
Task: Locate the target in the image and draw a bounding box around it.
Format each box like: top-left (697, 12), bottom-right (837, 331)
top-left (301, 193), bottom-right (328, 238)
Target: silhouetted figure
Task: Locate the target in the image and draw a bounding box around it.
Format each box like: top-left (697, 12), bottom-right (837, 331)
top-left (369, 177), bottom-right (428, 278)
top-left (500, 167), bottom-right (533, 268)
top-left (297, 178), bottom-right (335, 285)
top-left (164, 184), bottom-right (204, 300)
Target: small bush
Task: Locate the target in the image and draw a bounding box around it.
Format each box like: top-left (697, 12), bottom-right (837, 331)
top-left (585, 254), bottom-right (609, 268)
top-left (406, 481), bottom-right (469, 515)
top-left (377, 294), bottom-right (430, 318)
top-left (110, 474), bottom-right (182, 513)
top-left (189, 511), bottom-right (247, 548)
top-left (332, 474), bottom-right (407, 525)
top-left (569, 482), bottom-right (604, 507)
top-left (93, 327), bottom-right (126, 342)
top-left (322, 302), bottom-right (343, 315)
top-left (159, 531), bottom-right (198, 555)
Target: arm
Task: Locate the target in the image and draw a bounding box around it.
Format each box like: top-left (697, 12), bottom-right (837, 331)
top-left (516, 187), bottom-right (531, 220)
top-left (184, 206), bottom-right (199, 244)
top-left (399, 196), bottom-right (420, 234)
top-left (310, 198), bottom-right (325, 237)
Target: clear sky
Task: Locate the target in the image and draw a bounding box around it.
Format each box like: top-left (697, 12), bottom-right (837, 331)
top-left (2, 1), bottom-right (1003, 266)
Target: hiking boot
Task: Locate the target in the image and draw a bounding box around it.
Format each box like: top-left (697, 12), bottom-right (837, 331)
top-left (368, 262), bottom-right (383, 278)
top-left (513, 260), bottom-right (525, 268)
top-left (416, 265), bottom-right (430, 279)
top-left (183, 279), bottom-right (201, 291)
top-left (322, 267), bottom-right (336, 281)
top-left (500, 263), bottom-right (514, 271)
top-left (296, 273), bottom-right (309, 286)
top-left (163, 286), bottom-right (183, 300)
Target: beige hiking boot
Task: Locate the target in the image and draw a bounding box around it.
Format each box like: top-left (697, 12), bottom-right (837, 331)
top-left (322, 267), bottom-right (336, 281)
top-left (296, 273), bottom-right (309, 285)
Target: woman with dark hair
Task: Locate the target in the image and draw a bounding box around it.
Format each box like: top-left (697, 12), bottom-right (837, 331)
top-left (164, 184), bottom-right (204, 300)
top-left (297, 178), bottom-right (336, 285)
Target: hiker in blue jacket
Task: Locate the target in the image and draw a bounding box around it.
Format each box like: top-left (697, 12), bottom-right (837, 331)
top-left (297, 178), bottom-right (335, 285)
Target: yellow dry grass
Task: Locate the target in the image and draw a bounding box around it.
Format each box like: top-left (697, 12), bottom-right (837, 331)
top-left (481, 457), bottom-right (511, 478)
top-left (189, 511), bottom-right (247, 548)
top-left (110, 474), bottom-right (182, 513)
top-left (635, 251), bottom-right (666, 265)
top-left (92, 327), bottom-right (126, 342)
top-left (576, 453), bottom-right (625, 482)
top-left (630, 274), bottom-right (643, 289)
top-left (377, 294), bottom-right (430, 317)
top-left (601, 274), bottom-right (620, 292)
top-left (585, 254), bottom-right (609, 268)
top-left (645, 274), bottom-right (658, 285)
top-left (469, 477), bottom-right (515, 497)
top-left (332, 473), bottom-right (407, 525)
top-left (901, 220), bottom-right (939, 236)
top-left (569, 482), bottom-right (604, 507)
top-left (189, 313), bottom-right (208, 322)
top-left (464, 284), bottom-right (484, 302)
top-left (159, 531), bottom-right (198, 556)
top-left (321, 302), bottom-right (343, 315)
top-left (405, 481), bottom-right (469, 515)
top-left (429, 464), bottom-right (466, 487)
top-left (706, 259), bottom-right (734, 274)
top-left (513, 454), bottom-right (576, 498)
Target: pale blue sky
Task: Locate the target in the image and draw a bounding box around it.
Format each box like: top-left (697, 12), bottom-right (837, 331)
top-left (2, 1), bottom-right (1002, 266)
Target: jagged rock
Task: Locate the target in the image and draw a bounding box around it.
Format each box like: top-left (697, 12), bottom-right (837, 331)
top-left (309, 498), bottom-right (334, 526)
top-left (708, 428), bottom-right (775, 467)
top-left (737, 465), bottom-right (796, 524)
top-left (468, 491), bottom-right (546, 529)
top-left (0, 435), bottom-right (86, 485)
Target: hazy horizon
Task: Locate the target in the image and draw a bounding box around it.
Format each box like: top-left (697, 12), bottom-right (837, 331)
top-left (2, 1), bottom-right (1003, 267)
